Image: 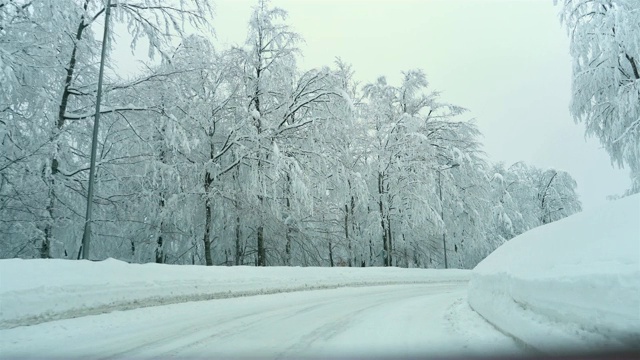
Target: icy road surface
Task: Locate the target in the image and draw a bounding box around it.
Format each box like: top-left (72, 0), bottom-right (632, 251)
top-left (0, 283), bottom-right (522, 359)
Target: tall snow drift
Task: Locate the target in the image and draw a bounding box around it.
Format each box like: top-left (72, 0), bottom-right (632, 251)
top-left (468, 194), bottom-right (640, 353)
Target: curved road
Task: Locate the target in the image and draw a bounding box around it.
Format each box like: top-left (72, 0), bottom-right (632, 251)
top-left (1, 283), bottom-right (521, 358)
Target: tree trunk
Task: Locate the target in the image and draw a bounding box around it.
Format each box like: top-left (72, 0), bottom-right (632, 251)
top-left (57, 0), bottom-right (91, 130)
top-left (155, 233), bottom-right (164, 263)
top-left (257, 224), bottom-right (265, 266)
top-left (404, 247), bottom-right (408, 268)
top-left (235, 212), bottom-right (242, 265)
top-left (329, 239), bottom-right (334, 267)
top-left (387, 213), bottom-right (393, 267)
top-left (378, 172), bottom-right (389, 266)
top-left (155, 196), bottom-right (165, 264)
top-left (203, 197), bottom-right (213, 266)
top-left (42, 175), bottom-right (55, 258)
top-left (369, 235), bottom-right (374, 266)
top-left (252, 25), bottom-right (266, 267)
top-left (344, 204), bottom-right (351, 267)
top-left (154, 118), bottom-right (168, 263)
top-left (203, 142), bottom-right (215, 266)
top-left (285, 234), bottom-right (292, 265)
top-left (191, 240), bottom-right (196, 265)
top-left (130, 240), bottom-right (136, 260)
top-left (350, 194), bottom-right (356, 267)
top-left (256, 153), bottom-right (266, 266)
top-left (284, 173), bottom-right (292, 265)
top-left (233, 166), bottom-right (243, 266)
top-left (44, 0), bottom-right (92, 259)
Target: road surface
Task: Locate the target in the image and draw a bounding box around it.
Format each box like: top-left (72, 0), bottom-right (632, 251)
top-left (0, 283), bottom-right (522, 358)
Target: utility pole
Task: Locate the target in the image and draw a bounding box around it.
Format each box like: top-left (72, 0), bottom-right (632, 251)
top-left (438, 163), bottom-right (459, 269)
top-left (81, 0), bottom-right (112, 260)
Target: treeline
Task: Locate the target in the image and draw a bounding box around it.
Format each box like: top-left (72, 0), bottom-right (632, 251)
top-left (0, 0), bottom-right (582, 267)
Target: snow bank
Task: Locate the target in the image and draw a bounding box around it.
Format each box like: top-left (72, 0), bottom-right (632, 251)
top-left (469, 194), bottom-right (640, 353)
top-left (0, 260), bottom-right (469, 328)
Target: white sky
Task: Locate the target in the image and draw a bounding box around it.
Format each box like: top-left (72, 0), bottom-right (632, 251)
top-left (113, 0), bottom-right (631, 209)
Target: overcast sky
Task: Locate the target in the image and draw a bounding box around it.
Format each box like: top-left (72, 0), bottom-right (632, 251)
top-left (114, 0), bottom-right (631, 209)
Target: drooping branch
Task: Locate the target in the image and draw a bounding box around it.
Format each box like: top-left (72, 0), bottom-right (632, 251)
top-left (625, 53), bottom-right (640, 80)
top-left (63, 106), bottom-right (160, 120)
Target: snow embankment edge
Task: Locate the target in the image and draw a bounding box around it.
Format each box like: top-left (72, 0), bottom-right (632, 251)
top-left (467, 194), bottom-right (640, 353)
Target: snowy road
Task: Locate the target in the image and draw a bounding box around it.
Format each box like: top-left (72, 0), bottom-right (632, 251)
top-left (0, 283), bottom-right (522, 359)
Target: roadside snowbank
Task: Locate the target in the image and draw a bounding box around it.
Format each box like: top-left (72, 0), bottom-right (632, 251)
top-left (0, 260), bottom-right (469, 328)
top-left (468, 194), bottom-right (640, 353)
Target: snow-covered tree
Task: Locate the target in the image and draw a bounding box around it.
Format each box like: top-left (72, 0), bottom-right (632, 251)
top-left (0, 0), bottom-right (213, 259)
top-left (487, 162), bottom-right (582, 251)
top-left (358, 70), bottom-right (485, 268)
top-left (557, 0), bottom-right (640, 192)
top-left (238, 0), bottom-right (341, 266)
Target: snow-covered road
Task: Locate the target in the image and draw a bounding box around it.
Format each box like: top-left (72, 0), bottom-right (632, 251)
top-left (0, 283), bottom-right (522, 359)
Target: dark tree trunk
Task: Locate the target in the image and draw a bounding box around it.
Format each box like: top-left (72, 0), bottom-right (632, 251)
top-left (284, 173), bottom-right (292, 265)
top-left (329, 239), bottom-right (334, 267)
top-left (235, 213), bottom-right (242, 265)
top-left (203, 198), bottom-right (213, 266)
top-left (155, 197), bottom-right (165, 264)
top-left (39, 236), bottom-right (50, 259)
top-left (369, 236), bottom-right (374, 266)
top-left (155, 121), bottom-right (168, 264)
top-left (252, 24), bottom-right (267, 268)
top-left (387, 213), bottom-right (393, 266)
top-left (327, 211), bottom-right (334, 267)
top-left (350, 194), bottom-right (356, 267)
top-left (155, 234), bottom-right (164, 264)
top-left (42, 176), bottom-right (55, 259)
top-left (378, 172), bottom-right (389, 266)
top-left (57, 0), bottom-right (91, 130)
top-left (203, 141), bottom-right (215, 266)
top-left (285, 235), bottom-right (292, 265)
top-left (257, 225), bottom-right (265, 266)
top-left (344, 204), bottom-right (351, 267)
top-left (45, 0), bottom-right (91, 259)
top-left (233, 166), bottom-right (243, 266)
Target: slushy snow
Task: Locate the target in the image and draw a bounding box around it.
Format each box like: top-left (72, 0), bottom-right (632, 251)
top-left (468, 194), bottom-right (640, 353)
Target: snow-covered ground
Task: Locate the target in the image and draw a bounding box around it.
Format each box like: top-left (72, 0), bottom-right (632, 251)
top-left (0, 259), bottom-right (518, 358)
top-left (469, 194), bottom-right (640, 353)
top-left (0, 283), bottom-right (522, 359)
top-left (0, 259), bottom-right (468, 328)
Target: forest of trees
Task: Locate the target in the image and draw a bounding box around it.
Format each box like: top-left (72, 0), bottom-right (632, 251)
top-left (1, 0), bottom-right (585, 268)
